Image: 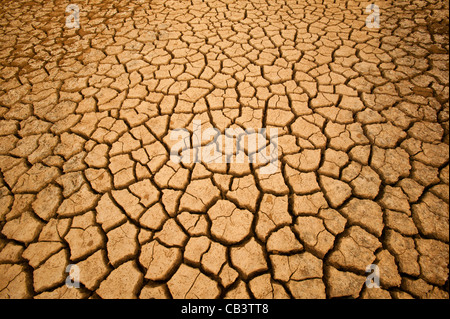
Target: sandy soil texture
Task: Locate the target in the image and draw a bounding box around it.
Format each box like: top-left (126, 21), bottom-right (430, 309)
top-left (0, 0), bottom-right (448, 299)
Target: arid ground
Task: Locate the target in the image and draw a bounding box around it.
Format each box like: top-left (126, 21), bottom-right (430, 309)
top-left (0, 0), bottom-right (448, 299)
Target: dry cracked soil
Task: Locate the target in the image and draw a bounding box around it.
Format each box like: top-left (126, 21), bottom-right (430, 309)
top-left (0, 0), bottom-right (449, 299)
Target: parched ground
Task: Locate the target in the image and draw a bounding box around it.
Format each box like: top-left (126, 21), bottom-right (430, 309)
top-left (0, 0), bottom-right (449, 299)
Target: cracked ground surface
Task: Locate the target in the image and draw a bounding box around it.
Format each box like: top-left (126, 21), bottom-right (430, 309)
top-left (0, 0), bottom-right (449, 299)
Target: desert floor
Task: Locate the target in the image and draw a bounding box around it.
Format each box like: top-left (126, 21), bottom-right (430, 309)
top-left (0, 0), bottom-right (448, 299)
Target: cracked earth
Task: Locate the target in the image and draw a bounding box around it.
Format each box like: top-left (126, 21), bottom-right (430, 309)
top-left (0, 0), bottom-right (449, 299)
